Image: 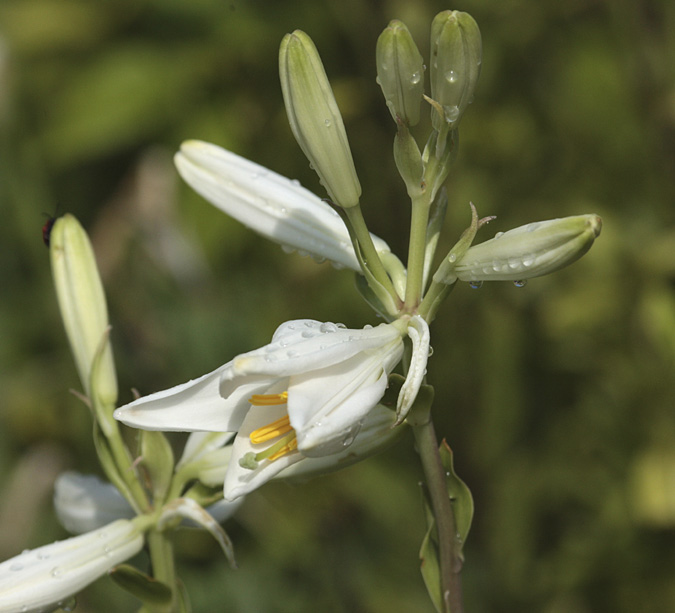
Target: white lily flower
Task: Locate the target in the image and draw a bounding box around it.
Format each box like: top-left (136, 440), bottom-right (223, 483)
top-left (174, 140), bottom-right (391, 271)
top-left (115, 316), bottom-right (430, 499)
top-left (0, 519), bottom-right (145, 613)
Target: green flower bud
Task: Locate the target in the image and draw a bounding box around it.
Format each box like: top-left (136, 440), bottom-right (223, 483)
top-left (50, 214), bottom-right (117, 405)
top-left (279, 30), bottom-right (361, 208)
top-left (429, 10), bottom-right (482, 130)
top-left (452, 214), bottom-right (602, 283)
top-left (376, 20), bottom-right (425, 126)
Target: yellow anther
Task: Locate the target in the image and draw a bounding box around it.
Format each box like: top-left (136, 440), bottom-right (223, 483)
top-left (249, 414), bottom-right (293, 444)
top-left (249, 391), bottom-right (289, 406)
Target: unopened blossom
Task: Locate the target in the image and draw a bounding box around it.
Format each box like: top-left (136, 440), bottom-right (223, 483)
top-left (174, 140), bottom-right (390, 270)
top-left (0, 519), bottom-right (146, 613)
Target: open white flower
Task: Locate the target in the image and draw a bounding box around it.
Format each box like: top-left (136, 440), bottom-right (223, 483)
top-left (174, 140), bottom-right (391, 270)
top-left (115, 316), bottom-right (429, 499)
top-left (0, 519), bottom-right (146, 613)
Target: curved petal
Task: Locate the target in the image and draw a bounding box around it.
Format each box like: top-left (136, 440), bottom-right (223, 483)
top-left (227, 320), bottom-right (402, 378)
top-left (175, 140), bottom-right (391, 270)
top-left (113, 362), bottom-right (252, 433)
top-left (288, 342), bottom-right (402, 455)
top-left (396, 315), bottom-right (430, 422)
top-left (277, 404), bottom-right (404, 480)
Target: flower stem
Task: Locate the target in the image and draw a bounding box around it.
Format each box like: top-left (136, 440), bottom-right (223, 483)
top-left (344, 204), bottom-right (400, 303)
top-left (404, 191), bottom-right (431, 310)
top-left (412, 416), bottom-right (464, 613)
top-left (147, 529), bottom-right (178, 612)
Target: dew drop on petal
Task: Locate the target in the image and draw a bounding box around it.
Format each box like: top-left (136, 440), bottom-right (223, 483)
top-left (445, 69), bottom-right (458, 83)
top-left (61, 596), bottom-right (77, 612)
top-left (428, 346), bottom-right (434, 357)
top-left (324, 119), bottom-right (332, 127)
top-left (410, 71), bottom-right (422, 85)
top-left (514, 280), bottom-right (527, 288)
top-left (448, 253), bottom-right (457, 263)
top-left (51, 566), bottom-right (63, 578)
top-left (469, 280), bottom-right (483, 289)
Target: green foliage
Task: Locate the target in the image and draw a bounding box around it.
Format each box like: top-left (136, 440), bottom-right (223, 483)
top-left (1, 0), bottom-right (674, 611)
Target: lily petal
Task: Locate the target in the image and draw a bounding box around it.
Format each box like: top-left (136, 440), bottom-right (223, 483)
top-left (0, 520), bottom-right (144, 613)
top-left (288, 342), bottom-right (403, 455)
top-left (175, 140), bottom-right (390, 270)
top-left (225, 320), bottom-right (401, 379)
top-left (396, 315), bottom-right (430, 422)
top-left (114, 362), bottom-right (253, 432)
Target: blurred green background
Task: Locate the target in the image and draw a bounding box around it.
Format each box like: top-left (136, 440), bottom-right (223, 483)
top-left (1, 0), bottom-right (674, 611)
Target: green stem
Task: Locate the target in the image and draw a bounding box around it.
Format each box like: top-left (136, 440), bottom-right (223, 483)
top-left (418, 278), bottom-right (454, 323)
top-left (147, 529), bottom-right (178, 612)
top-left (412, 416), bottom-right (464, 613)
top-left (344, 205), bottom-right (400, 304)
top-left (403, 191), bottom-right (431, 309)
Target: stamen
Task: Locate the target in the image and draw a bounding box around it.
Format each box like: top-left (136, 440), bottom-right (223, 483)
top-left (249, 414), bottom-right (293, 444)
top-left (268, 437), bottom-right (298, 461)
top-left (254, 432), bottom-right (297, 463)
top-left (249, 391), bottom-right (288, 406)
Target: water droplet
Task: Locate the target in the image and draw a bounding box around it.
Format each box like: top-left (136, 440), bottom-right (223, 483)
top-left (319, 322), bottom-right (338, 333)
top-left (291, 178), bottom-right (301, 186)
top-left (522, 256), bottom-right (535, 267)
top-left (60, 596), bottom-right (77, 612)
top-left (51, 566), bottom-right (63, 578)
top-left (37, 551), bottom-right (50, 560)
top-left (410, 71), bottom-right (422, 85)
top-left (514, 279), bottom-right (527, 288)
top-left (279, 206), bottom-right (287, 215)
top-left (286, 350), bottom-right (298, 358)
top-left (494, 231), bottom-right (504, 239)
top-left (469, 280), bottom-right (483, 289)
top-left (448, 253), bottom-right (457, 263)
top-left (443, 105), bottom-right (460, 122)
top-left (281, 245), bottom-right (294, 254)
top-left (507, 257), bottom-right (520, 270)
top-left (103, 545), bottom-right (112, 557)
top-left (428, 346), bottom-right (434, 357)
top-left (324, 119), bottom-right (332, 127)
top-left (445, 69), bottom-right (458, 83)
top-left (264, 354), bottom-right (280, 363)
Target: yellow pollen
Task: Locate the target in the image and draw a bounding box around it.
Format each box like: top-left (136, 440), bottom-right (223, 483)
top-left (249, 413), bottom-right (293, 444)
top-left (249, 391), bottom-right (289, 406)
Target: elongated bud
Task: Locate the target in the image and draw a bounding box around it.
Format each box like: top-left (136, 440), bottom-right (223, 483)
top-left (429, 10), bottom-right (482, 130)
top-left (376, 20), bottom-right (425, 126)
top-left (50, 214), bottom-right (117, 405)
top-left (279, 30), bottom-right (361, 208)
top-left (452, 214), bottom-right (602, 283)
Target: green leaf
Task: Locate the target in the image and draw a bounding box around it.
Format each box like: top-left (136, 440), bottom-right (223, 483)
top-left (109, 564), bottom-right (173, 608)
top-left (439, 439), bottom-right (474, 557)
top-left (140, 430), bottom-right (175, 504)
top-left (419, 488), bottom-right (443, 613)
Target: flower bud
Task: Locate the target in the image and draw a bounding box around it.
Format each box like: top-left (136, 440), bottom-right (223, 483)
top-left (50, 214), bottom-right (117, 405)
top-left (376, 20), bottom-right (425, 126)
top-left (279, 30), bottom-right (361, 208)
top-left (453, 214), bottom-right (602, 283)
top-left (429, 10), bottom-right (482, 130)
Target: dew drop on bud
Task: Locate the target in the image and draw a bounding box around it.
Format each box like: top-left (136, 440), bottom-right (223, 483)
top-left (514, 280), bottom-right (527, 288)
top-left (469, 280), bottom-right (483, 289)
